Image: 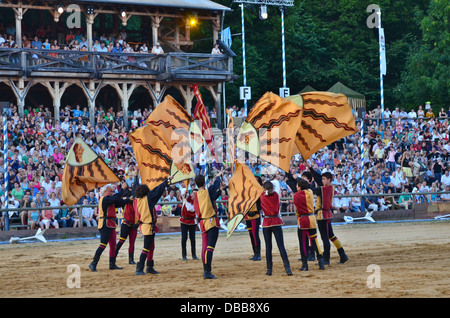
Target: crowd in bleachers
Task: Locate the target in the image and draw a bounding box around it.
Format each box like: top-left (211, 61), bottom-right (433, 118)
top-left (1, 98), bottom-right (450, 230)
top-left (0, 26), bottom-right (167, 71)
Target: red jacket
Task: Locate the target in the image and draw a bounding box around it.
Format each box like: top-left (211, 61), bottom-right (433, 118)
top-left (260, 192), bottom-right (283, 228)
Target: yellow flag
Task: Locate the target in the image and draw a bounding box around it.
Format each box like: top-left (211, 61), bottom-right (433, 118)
top-left (129, 124), bottom-right (172, 190)
top-left (287, 91), bottom-right (357, 160)
top-left (62, 138), bottom-right (120, 205)
top-left (237, 92), bottom-right (302, 173)
top-left (134, 95), bottom-right (196, 188)
top-left (227, 163), bottom-right (264, 238)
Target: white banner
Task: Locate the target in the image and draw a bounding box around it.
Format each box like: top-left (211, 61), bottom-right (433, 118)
top-left (379, 27), bottom-right (387, 76)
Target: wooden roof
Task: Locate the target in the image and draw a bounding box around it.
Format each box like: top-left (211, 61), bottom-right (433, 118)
top-left (44, 0), bottom-right (232, 11)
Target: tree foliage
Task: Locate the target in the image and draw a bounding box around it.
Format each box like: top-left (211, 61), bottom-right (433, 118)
top-left (199, 0), bottom-right (446, 112)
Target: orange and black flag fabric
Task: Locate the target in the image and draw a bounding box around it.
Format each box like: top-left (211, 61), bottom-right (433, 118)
top-left (62, 138), bottom-right (120, 206)
top-left (236, 92), bottom-right (302, 173)
top-left (129, 123), bottom-right (173, 191)
top-left (227, 163), bottom-right (264, 238)
top-left (191, 83), bottom-right (218, 161)
top-left (287, 91), bottom-right (357, 160)
top-left (134, 95), bottom-right (196, 188)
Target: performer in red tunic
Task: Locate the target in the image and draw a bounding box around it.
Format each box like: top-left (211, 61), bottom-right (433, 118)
top-left (293, 179), bottom-right (325, 271)
top-left (114, 202), bottom-right (139, 265)
top-left (310, 170), bottom-right (349, 265)
top-left (89, 182), bottom-right (133, 272)
top-left (193, 171), bottom-right (223, 279)
top-left (180, 191), bottom-right (199, 261)
top-left (260, 181), bottom-right (293, 276)
top-left (114, 179), bottom-right (139, 265)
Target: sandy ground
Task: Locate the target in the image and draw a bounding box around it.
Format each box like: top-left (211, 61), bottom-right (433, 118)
top-left (0, 221), bottom-right (449, 300)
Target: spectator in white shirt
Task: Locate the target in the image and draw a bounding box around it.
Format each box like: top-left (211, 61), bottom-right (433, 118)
top-left (441, 170), bottom-right (450, 189)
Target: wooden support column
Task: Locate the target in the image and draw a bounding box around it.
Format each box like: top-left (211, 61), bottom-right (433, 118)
top-left (86, 14), bottom-right (94, 51)
top-left (113, 83), bottom-right (136, 129)
top-left (7, 78), bottom-right (33, 117)
top-left (146, 82), bottom-right (167, 107)
top-left (151, 14), bottom-right (163, 46)
top-left (178, 85), bottom-right (195, 115)
top-left (80, 80), bottom-right (103, 125)
top-left (207, 84), bottom-right (222, 129)
top-left (13, 6), bottom-right (27, 48)
top-left (44, 81), bottom-right (70, 123)
top-left (212, 16), bottom-right (221, 45)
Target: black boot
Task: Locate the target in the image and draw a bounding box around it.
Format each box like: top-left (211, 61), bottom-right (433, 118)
top-left (191, 245), bottom-right (199, 260)
top-left (337, 247), bottom-right (349, 264)
top-left (89, 259), bottom-right (98, 272)
top-left (265, 261), bottom-right (272, 276)
top-left (129, 253), bottom-right (136, 265)
top-left (203, 263), bottom-right (217, 279)
top-left (284, 261), bottom-right (293, 276)
top-left (317, 254), bottom-right (325, 270)
top-left (109, 257), bottom-right (122, 270)
top-left (299, 256), bottom-right (308, 271)
top-left (135, 261), bottom-right (146, 275)
top-left (146, 260), bottom-right (159, 274)
top-left (253, 246), bottom-right (261, 261)
top-left (249, 245), bottom-right (256, 260)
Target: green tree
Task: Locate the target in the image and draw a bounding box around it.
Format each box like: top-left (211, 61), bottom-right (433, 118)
top-left (395, 0), bottom-right (449, 110)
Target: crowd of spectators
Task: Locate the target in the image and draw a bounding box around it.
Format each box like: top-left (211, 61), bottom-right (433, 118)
top-left (1, 97), bottom-right (449, 230)
top-left (0, 26), bottom-right (168, 70)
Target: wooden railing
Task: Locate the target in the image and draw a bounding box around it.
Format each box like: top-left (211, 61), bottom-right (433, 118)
top-left (0, 48), bottom-right (235, 82)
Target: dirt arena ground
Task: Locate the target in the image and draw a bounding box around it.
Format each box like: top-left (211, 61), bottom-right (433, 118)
top-left (0, 221), bottom-right (449, 300)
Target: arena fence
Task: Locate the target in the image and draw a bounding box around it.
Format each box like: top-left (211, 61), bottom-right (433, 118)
top-left (1, 191), bottom-right (448, 231)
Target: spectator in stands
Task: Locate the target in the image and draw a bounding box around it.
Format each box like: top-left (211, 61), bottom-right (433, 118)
top-left (81, 198), bottom-right (97, 227)
top-left (41, 201), bottom-right (59, 229)
top-left (27, 202), bottom-right (43, 230)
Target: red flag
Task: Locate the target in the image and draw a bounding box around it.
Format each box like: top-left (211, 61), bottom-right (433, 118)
top-left (191, 84), bottom-right (218, 161)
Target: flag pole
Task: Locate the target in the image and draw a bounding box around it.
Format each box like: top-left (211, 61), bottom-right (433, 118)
top-left (3, 114), bottom-right (9, 231)
top-left (281, 7), bottom-right (286, 88)
top-left (240, 4), bottom-right (247, 115)
top-left (377, 10), bottom-right (385, 117)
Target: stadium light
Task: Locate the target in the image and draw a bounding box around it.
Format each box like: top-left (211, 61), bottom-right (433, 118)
top-left (120, 9), bottom-right (127, 18)
top-left (57, 5), bottom-right (64, 14)
top-left (259, 5), bottom-right (268, 20)
top-left (86, 6), bottom-right (95, 15)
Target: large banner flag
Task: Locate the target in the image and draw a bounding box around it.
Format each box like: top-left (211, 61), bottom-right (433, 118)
top-left (191, 83), bottom-right (218, 161)
top-left (62, 138), bottom-right (120, 205)
top-left (226, 162), bottom-right (264, 238)
top-left (236, 92), bottom-right (302, 173)
top-left (287, 91), bottom-right (357, 160)
top-left (136, 95), bottom-right (197, 188)
top-left (129, 123), bottom-right (173, 190)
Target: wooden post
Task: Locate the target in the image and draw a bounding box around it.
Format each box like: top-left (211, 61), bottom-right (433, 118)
top-left (178, 85), bottom-right (194, 115)
top-left (44, 81), bottom-right (69, 123)
top-left (14, 7), bottom-right (24, 48)
top-left (113, 83), bottom-right (136, 129)
top-left (151, 14), bottom-right (163, 46)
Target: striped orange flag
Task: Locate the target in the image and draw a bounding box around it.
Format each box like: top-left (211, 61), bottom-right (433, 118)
top-left (287, 91), bottom-right (357, 160)
top-left (62, 138), bottom-right (120, 205)
top-left (236, 92), bottom-right (303, 173)
top-left (226, 163), bottom-right (264, 238)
